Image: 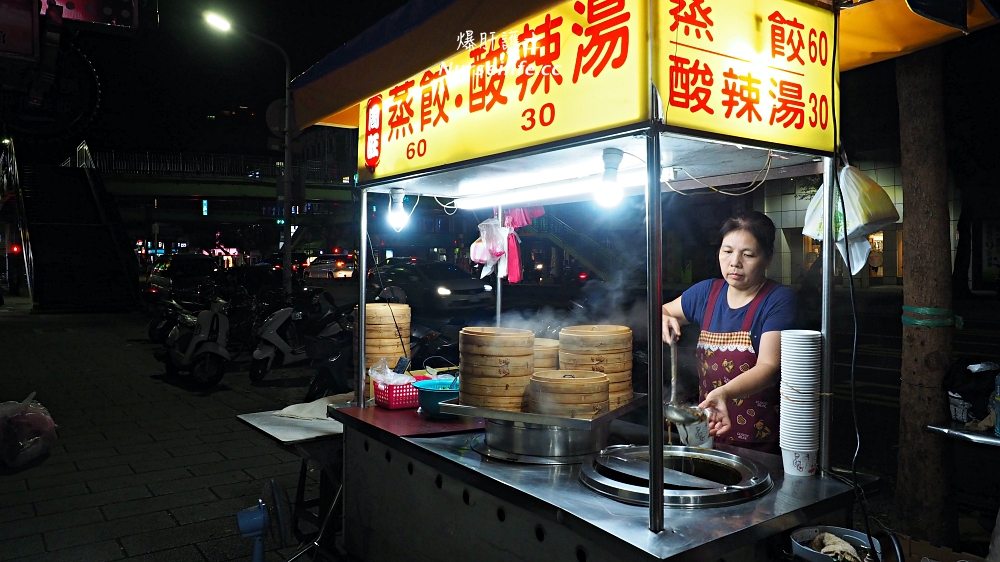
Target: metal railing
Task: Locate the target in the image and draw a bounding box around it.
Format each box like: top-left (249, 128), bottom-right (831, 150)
top-left (528, 214), bottom-right (629, 281)
top-left (77, 148), bottom-right (351, 185)
top-left (2, 140), bottom-right (35, 304)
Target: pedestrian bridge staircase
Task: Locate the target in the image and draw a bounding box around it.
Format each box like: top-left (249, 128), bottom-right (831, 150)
top-left (3, 140), bottom-right (140, 311)
top-left (521, 214), bottom-right (637, 283)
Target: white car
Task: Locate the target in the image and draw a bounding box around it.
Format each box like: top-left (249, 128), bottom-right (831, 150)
top-left (309, 254), bottom-right (355, 278)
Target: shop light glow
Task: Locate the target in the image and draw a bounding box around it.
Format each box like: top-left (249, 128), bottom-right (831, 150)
top-left (595, 148), bottom-right (624, 207)
top-left (387, 188), bottom-right (410, 231)
top-left (204, 12), bottom-right (232, 32)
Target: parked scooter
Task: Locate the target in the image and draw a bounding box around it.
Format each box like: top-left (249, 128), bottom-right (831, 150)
top-left (156, 304), bottom-right (232, 387)
top-left (249, 287), bottom-right (341, 382)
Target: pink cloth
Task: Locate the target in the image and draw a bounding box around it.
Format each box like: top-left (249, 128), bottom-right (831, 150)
top-left (498, 207), bottom-right (546, 228)
top-left (506, 233), bottom-right (522, 284)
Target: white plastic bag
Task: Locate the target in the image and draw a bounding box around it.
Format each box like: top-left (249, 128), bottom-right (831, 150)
top-left (476, 218), bottom-right (509, 278)
top-left (367, 358), bottom-right (414, 385)
top-left (0, 392), bottom-right (58, 468)
top-left (470, 238), bottom-right (491, 264)
top-left (802, 165), bottom-right (899, 275)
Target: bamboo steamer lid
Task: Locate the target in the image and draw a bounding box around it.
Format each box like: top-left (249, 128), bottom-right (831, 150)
top-left (459, 327), bottom-right (534, 350)
top-left (529, 370), bottom-right (609, 394)
top-left (533, 338), bottom-right (559, 351)
top-left (362, 303), bottom-right (411, 317)
top-left (559, 325), bottom-right (632, 352)
top-left (459, 353), bottom-right (533, 368)
top-left (459, 344), bottom-right (534, 357)
top-left (459, 393), bottom-right (527, 411)
top-left (460, 363), bottom-right (534, 378)
top-left (528, 400), bottom-right (609, 419)
top-left (559, 350), bottom-right (633, 365)
top-left (461, 380), bottom-right (530, 397)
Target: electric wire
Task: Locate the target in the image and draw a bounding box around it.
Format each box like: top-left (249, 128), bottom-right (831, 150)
top-left (830, 9), bottom-right (879, 559)
top-left (434, 196), bottom-right (459, 215)
top-left (664, 150), bottom-right (773, 196)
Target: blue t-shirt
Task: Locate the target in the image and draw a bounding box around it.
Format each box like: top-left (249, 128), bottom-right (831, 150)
top-left (680, 279), bottom-right (798, 353)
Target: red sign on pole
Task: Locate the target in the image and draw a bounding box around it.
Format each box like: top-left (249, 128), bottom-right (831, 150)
top-left (364, 95), bottom-right (383, 172)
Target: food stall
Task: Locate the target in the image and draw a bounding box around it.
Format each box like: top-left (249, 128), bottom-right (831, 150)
top-left (291, 0), bottom-right (868, 559)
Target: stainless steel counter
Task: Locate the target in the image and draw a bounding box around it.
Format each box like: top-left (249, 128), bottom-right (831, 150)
top-left (332, 406), bottom-right (876, 562)
top-left (927, 423), bottom-right (1000, 447)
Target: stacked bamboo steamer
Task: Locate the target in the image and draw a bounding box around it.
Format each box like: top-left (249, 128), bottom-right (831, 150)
top-left (353, 303), bottom-right (411, 371)
top-left (558, 325), bottom-right (633, 409)
top-left (533, 338), bottom-right (559, 370)
top-left (458, 327), bottom-right (534, 411)
top-left (528, 370), bottom-right (609, 419)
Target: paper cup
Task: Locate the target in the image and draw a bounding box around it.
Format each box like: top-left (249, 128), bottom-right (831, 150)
top-left (677, 409), bottom-right (713, 448)
top-left (782, 449), bottom-right (818, 477)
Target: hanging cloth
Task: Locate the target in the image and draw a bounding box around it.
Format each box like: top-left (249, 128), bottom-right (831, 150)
top-left (506, 231), bottom-right (522, 283)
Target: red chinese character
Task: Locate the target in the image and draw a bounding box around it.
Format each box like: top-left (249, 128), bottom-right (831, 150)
top-left (386, 79), bottom-right (415, 141)
top-left (668, 0), bottom-right (714, 41)
top-left (419, 65), bottom-right (450, 130)
top-left (721, 69), bottom-right (761, 123)
top-left (768, 78), bottom-right (804, 129)
top-left (668, 55), bottom-right (714, 114)
top-left (767, 11), bottom-right (805, 65)
top-left (469, 38), bottom-right (508, 113)
top-left (570, 0), bottom-right (630, 83)
top-left (515, 13), bottom-right (564, 101)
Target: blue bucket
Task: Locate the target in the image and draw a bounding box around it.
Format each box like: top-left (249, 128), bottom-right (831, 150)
top-left (412, 378), bottom-right (459, 419)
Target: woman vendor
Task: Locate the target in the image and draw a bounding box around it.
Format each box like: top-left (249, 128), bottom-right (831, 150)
top-left (661, 211), bottom-right (797, 453)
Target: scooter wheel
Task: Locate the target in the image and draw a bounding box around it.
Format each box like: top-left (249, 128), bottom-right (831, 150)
top-left (191, 355), bottom-right (226, 387)
top-left (248, 356), bottom-right (271, 383)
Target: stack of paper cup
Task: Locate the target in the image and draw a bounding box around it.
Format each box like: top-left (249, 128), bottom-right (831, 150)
top-left (779, 330), bottom-right (821, 477)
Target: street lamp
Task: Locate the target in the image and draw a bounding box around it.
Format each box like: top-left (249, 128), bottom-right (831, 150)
top-left (204, 11), bottom-right (294, 294)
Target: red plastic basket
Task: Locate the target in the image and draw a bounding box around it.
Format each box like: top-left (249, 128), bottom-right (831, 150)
top-left (374, 381), bottom-right (419, 409)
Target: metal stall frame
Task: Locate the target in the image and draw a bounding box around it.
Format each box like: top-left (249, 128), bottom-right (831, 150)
top-left (352, 120), bottom-right (835, 533)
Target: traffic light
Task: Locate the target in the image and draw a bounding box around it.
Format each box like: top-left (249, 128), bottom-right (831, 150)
top-left (10, 244), bottom-right (20, 254)
top-left (276, 219), bottom-right (285, 225)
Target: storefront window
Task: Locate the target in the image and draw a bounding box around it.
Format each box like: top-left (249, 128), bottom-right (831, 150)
top-left (868, 232), bottom-right (884, 278)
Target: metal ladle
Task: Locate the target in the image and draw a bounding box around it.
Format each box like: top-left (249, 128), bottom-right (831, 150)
top-left (664, 338), bottom-right (700, 425)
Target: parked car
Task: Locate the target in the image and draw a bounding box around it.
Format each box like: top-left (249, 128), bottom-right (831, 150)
top-left (308, 254), bottom-right (355, 279)
top-left (147, 254), bottom-right (219, 301)
top-left (259, 253), bottom-right (310, 279)
top-left (367, 262), bottom-right (495, 311)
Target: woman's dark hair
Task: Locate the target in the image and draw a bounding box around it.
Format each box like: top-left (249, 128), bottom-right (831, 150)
top-left (719, 211), bottom-right (776, 261)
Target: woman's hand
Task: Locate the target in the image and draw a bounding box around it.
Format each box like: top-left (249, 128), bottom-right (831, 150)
top-left (662, 313), bottom-right (682, 344)
top-left (698, 387), bottom-right (732, 437)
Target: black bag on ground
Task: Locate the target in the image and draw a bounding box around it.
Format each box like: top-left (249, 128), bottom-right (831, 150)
top-left (943, 358), bottom-right (999, 422)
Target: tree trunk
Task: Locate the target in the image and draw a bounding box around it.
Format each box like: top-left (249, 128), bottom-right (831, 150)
top-left (894, 47), bottom-right (955, 544)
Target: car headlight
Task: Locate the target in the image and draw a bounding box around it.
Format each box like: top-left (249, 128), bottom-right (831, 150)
top-left (436, 287), bottom-right (451, 296)
top-left (483, 285), bottom-right (493, 292)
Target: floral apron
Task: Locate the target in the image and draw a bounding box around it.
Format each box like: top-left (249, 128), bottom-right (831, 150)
top-left (696, 279), bottom-right (780, 454)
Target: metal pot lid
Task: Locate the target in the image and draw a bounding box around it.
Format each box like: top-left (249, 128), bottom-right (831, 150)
top-left (579, 445), bottom-right (772, 508)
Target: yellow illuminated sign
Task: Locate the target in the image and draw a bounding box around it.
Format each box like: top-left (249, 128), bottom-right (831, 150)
top-left (359, 0), bottom-right (648, 181)
top-left (656, 0), bottom-right (837, 153)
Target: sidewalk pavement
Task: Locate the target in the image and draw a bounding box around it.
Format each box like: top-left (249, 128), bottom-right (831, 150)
top-left (0, 294), bottom-right (324, 561)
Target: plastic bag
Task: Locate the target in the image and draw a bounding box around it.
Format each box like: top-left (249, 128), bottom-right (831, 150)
top-left (802, 166), bottom-right (899, 275)
top-left (476, 218), bottom-right (510, 278)
top-left (367, 358), bottom-right (415, 385)
top-left (0, 392), bottom-right (58, 468)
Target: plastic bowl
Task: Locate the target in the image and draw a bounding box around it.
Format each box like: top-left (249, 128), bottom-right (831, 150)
top-left (412, 379), bottom-right (459, 419)
top-left (790, 526), bottom-right (882, 562)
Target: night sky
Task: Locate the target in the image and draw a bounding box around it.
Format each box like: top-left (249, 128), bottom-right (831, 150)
top-left (28, 0), bottom-right (408, 159)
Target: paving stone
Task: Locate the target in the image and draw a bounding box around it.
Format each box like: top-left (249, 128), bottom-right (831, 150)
top-left (196, 533), bottom-right (254, 562)
top-left (179, 418), bottom-right (238, 432)
top-left (62, 432), bottom-right (110, 445)
top-left (2, 483), bottom-right (90, 507)
top-left (0, 503), bottom-right (35, 523)
top-left (34, 484), bottom-right (151, 515)
top-left (0, 507), bottom-right (104, 540)
top-left (198, 431), bottom-right (250, 444)
top-left (153, 429), bottom-right (212, 442)
top-left (218, 444), bottom-right (285, 461)
top-left (60, 446), bottom-right (119, 463)
top-left (0, 533), bottom-right (46, 559)
top-left (123, 437), bottom-right (202, 454)
top-left (245, 460), bottom-right (301, 480)
top-left (0, 479), bottom-right (27, 494)
top-left (120, 545), bottom-right (207, 562)
top-left (74, 449), bottom-right (171, 471)
top-left (43, 511), bottom-right (175, 550)
top-left (211, 474), bottom-right (299, 500)
top-left (148, 469), bottom-right (252, 496)
top-left (8, 539), bottom-right (125, 562)
top-left (25, 464), bottom-right (133, 490)
top-left (167, 440), bottom-right (258, 459)
top-left (14, 459), bottom-right (81, 480)
top-left (120, 516), bottom-right (236, 557)
top-left (102, 488), bottom-right (217, 520)
top-left (170, 497), bottom-right (257, 526)
top-left (131, 451), bottom-right (226, 473)
top-left (187, 455), bottom-right (285, 477)
top-left (87, 467), bottom-right (192, 493)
